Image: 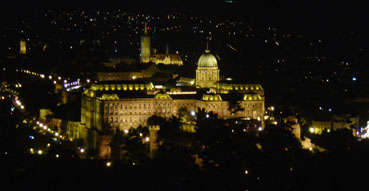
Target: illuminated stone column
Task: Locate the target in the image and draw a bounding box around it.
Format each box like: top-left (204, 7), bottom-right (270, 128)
top-left (20, 40), bottom-right (27, 54)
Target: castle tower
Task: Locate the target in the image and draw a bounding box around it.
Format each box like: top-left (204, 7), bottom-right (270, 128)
top-left (140, 23), bottom-right (151, 63)
top-left (196, 47), bottom-right (219, 88)
top-left (149, 125), bottom-right (160, 158)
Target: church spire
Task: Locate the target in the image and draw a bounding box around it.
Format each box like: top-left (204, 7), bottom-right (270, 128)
top-left (165, 43), bottom-right (169, 55)
top-left (144, 22), bottom-right (148, 35)
top-left (205, 40), bottom-right (210, 53)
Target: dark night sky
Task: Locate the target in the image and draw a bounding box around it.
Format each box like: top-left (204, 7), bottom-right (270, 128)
top-left (1, 0), bottom-right (368, 32)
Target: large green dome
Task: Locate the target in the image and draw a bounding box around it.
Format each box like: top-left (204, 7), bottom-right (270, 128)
top-left (198, 49), bottom-right (218, 68)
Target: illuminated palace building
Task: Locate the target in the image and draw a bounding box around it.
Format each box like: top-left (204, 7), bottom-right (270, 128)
top-left (79, 29), bottom-right (265, 153)
top-left (82, 54), bottom-right (264, 129)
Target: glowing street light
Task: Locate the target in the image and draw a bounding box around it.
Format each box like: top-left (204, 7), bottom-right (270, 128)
top-left (309, 127), bottom-right (315, 134)
top-left (106, 162), bottom-right (112, 167)
top-left (191, 111), bottom-right (196, 116)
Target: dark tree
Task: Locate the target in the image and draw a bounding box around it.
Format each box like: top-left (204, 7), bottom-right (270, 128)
top-left (225, 91), bottom-right (245, 115)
